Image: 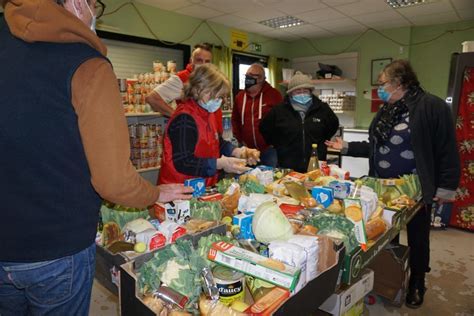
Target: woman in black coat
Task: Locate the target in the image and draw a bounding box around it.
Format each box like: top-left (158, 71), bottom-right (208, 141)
top-left (326, 60), bottom-right (460, 309)
top-left (260, 71), bottom-right (339, 172)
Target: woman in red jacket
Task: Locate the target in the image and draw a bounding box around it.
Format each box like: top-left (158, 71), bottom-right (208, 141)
top-left (159, 64), bottom-right (259, 186)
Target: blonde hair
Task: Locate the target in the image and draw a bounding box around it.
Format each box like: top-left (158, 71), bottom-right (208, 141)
top-left (183, 64), bottom-right (230, 102)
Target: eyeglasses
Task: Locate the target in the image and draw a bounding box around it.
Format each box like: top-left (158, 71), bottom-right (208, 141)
top-left (377, 80), bottom-right (389, 87)
top-left (95, 0), bottom-right (106, 19)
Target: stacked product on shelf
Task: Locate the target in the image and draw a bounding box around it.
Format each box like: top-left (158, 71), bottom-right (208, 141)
top-left (119, 60), bottom-right (178, 114)
top-left (319, 94), bottom-right (356, 113)
top-left (128, 123), bottom-right (163, 170)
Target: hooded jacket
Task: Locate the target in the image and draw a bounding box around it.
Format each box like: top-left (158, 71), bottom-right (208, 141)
top-left (2, 0), bottom-right (159, 206)
top-left (232, 82), bottom-right (283, 151)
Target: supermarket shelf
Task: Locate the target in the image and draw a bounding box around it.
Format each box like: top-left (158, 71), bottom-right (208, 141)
top-left (125, 112), bottom-right (162, 117)
top-left (136, 166), bottom-right (160, 173)
top-left (280, 78), bottom-right (355, 86)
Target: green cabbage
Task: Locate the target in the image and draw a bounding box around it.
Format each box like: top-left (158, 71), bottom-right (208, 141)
top-left (252, 201), bottom-right (293, 243)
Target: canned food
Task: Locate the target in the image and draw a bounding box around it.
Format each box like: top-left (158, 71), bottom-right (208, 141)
top-left (141, 158), bottom-right (150, 169)
top-left (130, 137), bottom-right (140, 149)
top-left (128, 124), bottom-right (137, 138)
top-left (149, 148), bottom-right (158, 158)
top-left (118, 79), bottom-right (127, 92)
top-left (149, 125), bottom-right (157, 137)
top-left (149, 157), bottom-right (157, 167)
top-left (212, 266), bottom-right (245, 306)
top-left (140, 148), bottom-right (149, 159)
top-left (131, 148), bottom-right (141, 160)
top-left (140, 138), bottom-right (149, 149)
top-left (148, 137), bottom-right (157, 148)
top-left (132, 158), bottom-right (141, 169)
top-left (137, 124), bottom-right (149, 138)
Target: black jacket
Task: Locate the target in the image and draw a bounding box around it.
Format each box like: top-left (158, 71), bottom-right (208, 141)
top-left (260, 95), bottom-right (339, 172)
top-left (346, 89), bottom-right (460, 204)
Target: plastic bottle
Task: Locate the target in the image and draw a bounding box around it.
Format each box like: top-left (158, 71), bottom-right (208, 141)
top-left (307, 143), bottom-right (320, 173)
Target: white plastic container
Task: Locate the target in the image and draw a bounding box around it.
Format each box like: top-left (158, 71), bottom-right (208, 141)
top-left (462, 41), bottom-right (474, 53)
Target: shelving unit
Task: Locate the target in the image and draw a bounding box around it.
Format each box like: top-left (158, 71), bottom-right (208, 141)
top-left (136, 166), bottom-right (160, 173)
top-left (279, 77), bottom-right (356, 86)
top-left (125, 112), bottom-right (162, 117)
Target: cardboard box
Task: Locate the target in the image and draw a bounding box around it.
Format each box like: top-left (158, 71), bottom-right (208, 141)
top-left (367, 243), bottom-right (410, 306)
top-left (341, 209), bottom-right (402, 285)
top-left (208, 241), bottom-right (301, 291)
top-left (319, 269), bottom-right (374, 316)
top-left (120, 235), bottom-right (345, 316)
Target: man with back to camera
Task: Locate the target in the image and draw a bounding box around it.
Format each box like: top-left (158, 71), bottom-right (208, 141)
top-left (232, 63), bottom-right (283, 167)
top-left (146, 43), bottom-right (224, 134)
top-left (0, 0), bottom-right (192, 315)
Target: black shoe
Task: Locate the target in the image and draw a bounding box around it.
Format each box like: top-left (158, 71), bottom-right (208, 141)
top-left (405, 285), bottom-right (426, 309)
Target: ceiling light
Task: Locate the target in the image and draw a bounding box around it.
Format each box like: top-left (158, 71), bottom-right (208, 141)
top-left (386, 0), bottom-right (433, 8)
top-left (259, 16), bottom-right (305, 29)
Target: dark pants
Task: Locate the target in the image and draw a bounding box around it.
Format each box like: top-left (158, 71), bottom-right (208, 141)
top-left (393, 204), bottom-right (431, 279)
top-left (407, 204), bottom-right (432, 277)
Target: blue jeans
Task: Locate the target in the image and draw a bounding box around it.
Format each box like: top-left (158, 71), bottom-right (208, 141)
top-left (260, 147), bottom-right (278, 168)
top-left (0, 243), bottom-right (96, 316)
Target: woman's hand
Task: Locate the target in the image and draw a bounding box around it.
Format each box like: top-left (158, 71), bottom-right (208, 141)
top-left (325, 137), bottom-right (343, 150)
top-left (232, 146), bottom-right (260, 166)
top-left (156, 184), bottom-right (194, 203)
top-left (217, 156), bottom-right (250, 174)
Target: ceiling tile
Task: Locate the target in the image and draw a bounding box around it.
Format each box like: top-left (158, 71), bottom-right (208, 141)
top-left (352, 9), bottom-right (404, 23)
top-left (330, 26), bottom-right (368, 36)
top-left (137, 0), bottom-right (191, 11)
top-left (283, 24), bottom-right (336, 38)
top-left (321, 0), bottom-right (362, 6)
top-left (409, 11), bottom-right (460, 26)
top-left (364, 19), bottom-right (411, 29)
top-left (334, 0), bottom-right (392, 16)
top-left (208, 14), bottom-right (252, 28)
top-left (199, 0), bottom-right (251, 13)
top-left (233, 6), bottom-right (286, 22)
top-left (272, 0), bottom-right (328, 15)
top-left (450, 0), bottom-right (474, 10)
top-left (294, 7), bottom-right (347, 23)
top-left (396, 0), bottom-right (454, 18)
top-left (259, 29), bottom-right (287, 39)
top-left (178, 4), bottom-right (224, 19)
top-left (314, 17), bottom-right (362, 29)
top-left (457, 9), bottom-right (474, 20)
top-left (237, 22), bottom-right (276, 33)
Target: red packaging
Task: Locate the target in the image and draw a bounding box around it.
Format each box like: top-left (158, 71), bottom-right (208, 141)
top-left (170, 226), bottom-right (187, 243)
top-left (199, 193), bottom-right (224, 202)
top-left (153, 203), bottom-right (166, 222)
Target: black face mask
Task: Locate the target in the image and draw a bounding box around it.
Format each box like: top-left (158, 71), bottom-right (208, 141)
top-left (245, 75), bottom-right (258, 89)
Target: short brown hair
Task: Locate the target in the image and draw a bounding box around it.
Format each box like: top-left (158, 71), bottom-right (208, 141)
top-left (183, 64), bottom-right (230, 102)
top-left (382, 59), bottom-right (420, 89)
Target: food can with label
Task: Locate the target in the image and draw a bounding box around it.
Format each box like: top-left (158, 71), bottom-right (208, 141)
top-left (130, 137), bottom-right (140, 149)
top-left (212, 266), bottom-right (245, 306)
top-left (131, 148), bottom-right (141, 160)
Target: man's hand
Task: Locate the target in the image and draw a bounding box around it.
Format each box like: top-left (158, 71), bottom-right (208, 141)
top-left (157, 184), bottom-right (193, 203)
top-left (217, 155), bottom-right (250, 174)
top-left (232, 146), bottom-right (260, 165)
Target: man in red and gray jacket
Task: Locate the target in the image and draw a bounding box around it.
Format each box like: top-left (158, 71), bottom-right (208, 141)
top-left (232, 64), bottom-right (283, 167)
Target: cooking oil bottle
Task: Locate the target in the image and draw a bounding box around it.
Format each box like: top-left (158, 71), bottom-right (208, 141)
top-left (307, 143), bottom-right (320, 172)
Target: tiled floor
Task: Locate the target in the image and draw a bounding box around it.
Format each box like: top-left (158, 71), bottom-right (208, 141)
top-left (89, 228), bottom-right (474, 316)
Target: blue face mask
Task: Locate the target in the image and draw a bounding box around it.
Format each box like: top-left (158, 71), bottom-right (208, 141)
top-left (291, 93), bottom-right (312, 105)
top-left (199, 98), bottom-right (222, 113)
top-left (377, 86), bottom-right (392, 103)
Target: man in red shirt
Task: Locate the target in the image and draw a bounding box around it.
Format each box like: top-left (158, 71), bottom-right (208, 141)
top-left (232, 64), bottom-right (283, 167)
top-left (145, 43), bottom-right (223, 133)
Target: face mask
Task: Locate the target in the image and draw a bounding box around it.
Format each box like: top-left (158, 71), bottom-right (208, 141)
top-left (199, 98), bottom-right (222, 113)
top-left (72, 0), bottom-right (96, 32)
top-left (377, 86), bottom-right (391, 103)
top-left (291, 93), bottom-right (312, 105)
top-left (245, 75), bottom-right (258, 90)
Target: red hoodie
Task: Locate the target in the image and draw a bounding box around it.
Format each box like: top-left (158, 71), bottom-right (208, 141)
top-left (232, 82), bottom-right (282, 151)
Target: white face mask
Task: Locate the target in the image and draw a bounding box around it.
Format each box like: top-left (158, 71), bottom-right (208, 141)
top-left (72, 0), bottom-right (96, 32)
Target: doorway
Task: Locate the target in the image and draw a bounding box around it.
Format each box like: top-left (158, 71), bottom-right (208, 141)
top-left (232, 53), bottom-right (269, 96)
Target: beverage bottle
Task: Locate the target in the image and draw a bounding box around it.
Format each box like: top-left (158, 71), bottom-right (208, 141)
top-left (307, 143), bottom-right (320, 172)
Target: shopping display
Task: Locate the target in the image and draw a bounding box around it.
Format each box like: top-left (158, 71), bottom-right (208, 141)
top-left (95, 161), bottom-right (422, 315)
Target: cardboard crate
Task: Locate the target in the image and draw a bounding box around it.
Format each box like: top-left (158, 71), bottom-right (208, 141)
top-left (95, 222), bottom-right (226, 295)
top-left (120, 236), bottom-right (345, 315)
top-left (319, 269), bottom-right (374, 316)
top-left (367, 243), bottom-right (410, 306)
top-left (341, 209), bottom-right (402, 285)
